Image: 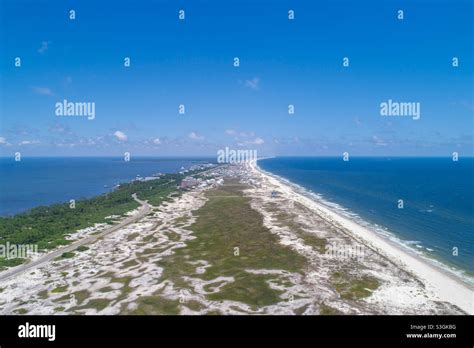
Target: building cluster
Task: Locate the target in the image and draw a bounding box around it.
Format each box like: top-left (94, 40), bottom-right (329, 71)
top-left (179, 175), bottom-right (223, 190)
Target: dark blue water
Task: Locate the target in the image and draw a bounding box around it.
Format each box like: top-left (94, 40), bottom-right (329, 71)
top-left (0, 157), bottom-right (212, 216)
top-left (259, 157), bottom-right (474, 280)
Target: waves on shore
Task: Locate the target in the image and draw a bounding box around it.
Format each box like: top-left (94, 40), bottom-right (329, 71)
top-left (255, 160), bottom-right (474, 286)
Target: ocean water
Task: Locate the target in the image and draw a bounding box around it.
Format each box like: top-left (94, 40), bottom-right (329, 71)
top-left (259, 157), bottom-right (474, 281)
top-left (0, 157), bottom-right (212, 216)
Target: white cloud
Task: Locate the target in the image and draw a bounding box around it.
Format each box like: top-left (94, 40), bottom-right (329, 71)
top-left (244, 77), bottom-right (260, 91)
top-left (230, 130), bottom-right (264, 146)
top-left (251, 137), bottom-right (264, 145)
top-left (238, 137), bottom-right (264, 146)
top-left (38, 41), bottom-right (50, 54)
top-left (0, 137), bottom-right (11, 146)
top-left (239, 131), bottom-right (255, 138)
top-left (153, 137), bottom-right (161, 145)
top-left (189, 132), bottom-right (204, 141)
top-left (373, 135), bottom-right (387, 146)
top-left (49, 123), bottom-right (71, 133)
top-left (32, 86), bottom-right (54, 96)
top-left (114, 130), bottom-right (128, 141)
top-left (18, 140), bottom-right (40, 146)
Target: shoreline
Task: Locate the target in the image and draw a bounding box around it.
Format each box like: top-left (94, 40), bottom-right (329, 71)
top-left (0, 158), bottom-right (212, 217)
top-left (256, 160), bottom-right (474, 286)
top-left (251, 159), bottom-right (474, 314)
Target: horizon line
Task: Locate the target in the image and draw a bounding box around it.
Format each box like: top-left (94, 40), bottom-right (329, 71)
top-left (0, 155), bottom-right (472, 159)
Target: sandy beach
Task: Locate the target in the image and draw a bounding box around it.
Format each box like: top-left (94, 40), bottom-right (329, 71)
top-left (251, 160), bottom-right (474, 314)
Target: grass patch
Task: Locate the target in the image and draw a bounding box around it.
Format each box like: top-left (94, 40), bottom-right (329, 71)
top-left (127, 232), bottom-right (139, 241)
top-left (107, 275), bottom-right (134, 305)
top-left (142, 234), bottom-right (156, 242)
top-left (157, 179), bottom-right (307, 308)
top-left (122, 259), bottom-right (139, 268)
top-left (51, 285), bottom-right (68, 293)
top-left (125, 296), bottom-right (180, 315)
top-left (294, 304), bottom-right (309, 315)
top-left (0, 257), bottom-right (26, 270)
top-left (207, 274), bottom-right (283, 307)
top-left (165, 231), bottom-right (181, 242)
top-left (273, 211), bottom-right (327, 253)
top-left (13, 308), bottom-right (28, 314)
top-left (98, 286), bottom-right (114, 293)
top-left (72, 290), bottom-right (90, 305)
top-left (37, 289), bottom-right (49, 299)
top-left (174, 216), bottom-right (190, 225)
top-left (184, 300), bottom-right (204, 312)
top-left (331, 271), bottom-right (380, 300)
top-left (57, 252), bottom-right (75, 259)
top-left (300, 233), bottom-right (327, 253)
top-left (70, 298), bottom-right (112, 312)
top-left (320, 303), bottom-right (342, 315)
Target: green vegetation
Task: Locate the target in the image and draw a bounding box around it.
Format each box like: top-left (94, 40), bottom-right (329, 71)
top-left (37, 289), bottom-right (49, 299)
top-left (72, 290), bottom-right (90, 305)
top-left (294, 304), bottom-right (309, 315)
top-left (126, 232), bottom-right (139, 241)
top-left (183, 300), bottom-right (205, 312)
top-left (320, 303), bottom-right (342, 315)
top-left (51, 285), bottom-right (68, 293)
top-left (98, 286), bottom-right (114, 293)
top-left (122, 259), bottom-right (139, 268)
top-left (76, 246), bottom-right (89, 252)
top-left (157, 179), bottom-right (307, 310)
top-left (299, 233), bottom-right (327, 253)
top-left (173, 216), bottom-right (190, 225)
top-left (13, 308), bottom-right (28, 314)
top-left (330, 271), bottom-right (380, 300)
top-left (125, 296), bottom-right (180, 315)
top-left (0, 257), bottom-right (26, 270)
top-left (207, 274), bottom-right (283, 306)
top-left (273, 209), bottom-right (327, 253)
top-left (0, 172), bottom-right (196, 259)
top-left (75, 298), bottom-right (111, 312)
top-left (58, 252), bottom-right (75, 259)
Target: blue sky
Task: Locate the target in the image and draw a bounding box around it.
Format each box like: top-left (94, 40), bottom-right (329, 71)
top-left (0, 0), bottom-right (472, 156)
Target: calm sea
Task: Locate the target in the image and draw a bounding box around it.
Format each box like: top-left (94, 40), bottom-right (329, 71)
top-left (0, 157), bottom-right (212, 216)
top-left (259, 157), bottom-right (474, 281)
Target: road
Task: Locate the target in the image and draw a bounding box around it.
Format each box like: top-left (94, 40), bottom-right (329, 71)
top-left (0, 193), bottom-right (150, 282)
